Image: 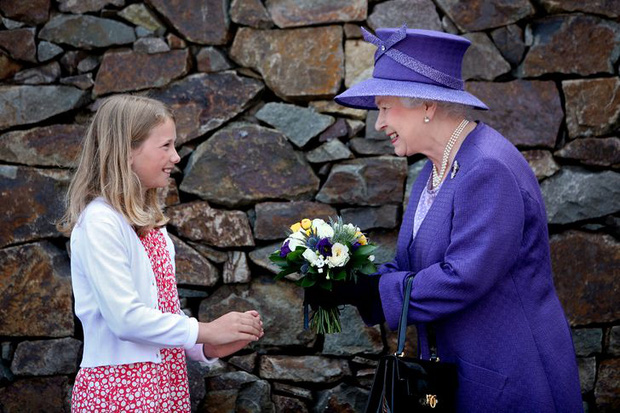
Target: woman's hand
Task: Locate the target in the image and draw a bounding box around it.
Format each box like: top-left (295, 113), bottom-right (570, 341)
top-left (197, 310), bottom-right (263, 347)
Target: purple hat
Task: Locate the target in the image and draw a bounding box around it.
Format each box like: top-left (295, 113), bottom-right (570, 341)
top-left (335, 25), bottom-right (488, 110)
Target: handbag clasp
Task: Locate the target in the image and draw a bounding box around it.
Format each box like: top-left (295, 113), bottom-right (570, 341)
top-left (422, 394), bottom-right (438, 408)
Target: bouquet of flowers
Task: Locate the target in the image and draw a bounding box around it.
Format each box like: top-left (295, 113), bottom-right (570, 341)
top-left (269, 217), bottom-right (377, 334)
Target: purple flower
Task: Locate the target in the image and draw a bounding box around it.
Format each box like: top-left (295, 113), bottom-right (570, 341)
top-left (351, 242), bottom-right (361, 251)
top-left (317, 238), bottom-right (333, 257)
top-left (280, 240), bottom-right (291, 257)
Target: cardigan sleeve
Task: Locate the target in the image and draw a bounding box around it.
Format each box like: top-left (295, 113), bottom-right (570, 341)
top-left (75, 213), bottom-right (199, 349)
top-left (379, 158), bottom-right (525, 328)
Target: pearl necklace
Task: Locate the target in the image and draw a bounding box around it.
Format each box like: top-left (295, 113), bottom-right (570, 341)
top-left (432, 119), bottom-right (469, 188)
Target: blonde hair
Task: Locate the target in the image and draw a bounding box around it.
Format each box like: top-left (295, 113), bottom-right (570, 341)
top-left (57, 94), bottom-right (174, 237)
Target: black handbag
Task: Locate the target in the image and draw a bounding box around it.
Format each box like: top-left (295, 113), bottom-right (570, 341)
top-left (365, 275), bottom-right (457, 412)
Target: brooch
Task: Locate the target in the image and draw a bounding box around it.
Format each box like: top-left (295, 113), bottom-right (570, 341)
top-left (450, 160), bottom-right (460, 179)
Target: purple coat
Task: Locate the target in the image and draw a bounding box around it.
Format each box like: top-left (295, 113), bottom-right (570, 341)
top-left (372, 123), bottom-right (582, 412)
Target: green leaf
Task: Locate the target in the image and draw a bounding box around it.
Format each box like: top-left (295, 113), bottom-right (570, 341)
top-left (300, 277), bottom-right (316, 288)
top-left (359, 263), bottom-right (377, 275)
top-left (331, 269), bottom-right (347, 281)
top-left (354, 244), bottom-right (377, 256)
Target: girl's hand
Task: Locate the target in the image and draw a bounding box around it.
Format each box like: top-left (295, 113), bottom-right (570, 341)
top-left (202, 340), bottom-right (253, 358)
top-left (198, 310), bottom-right (264, 347)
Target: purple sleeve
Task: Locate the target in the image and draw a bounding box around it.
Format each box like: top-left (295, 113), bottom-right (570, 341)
top-left (380, 159), bottom-right (524, 329)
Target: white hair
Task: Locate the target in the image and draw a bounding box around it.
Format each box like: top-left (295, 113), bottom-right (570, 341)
top-left (399, 97), bottom-right (470, 118)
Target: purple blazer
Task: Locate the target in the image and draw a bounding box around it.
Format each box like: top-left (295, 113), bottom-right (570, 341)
top-left (372, 123), bottom-right (582, 412)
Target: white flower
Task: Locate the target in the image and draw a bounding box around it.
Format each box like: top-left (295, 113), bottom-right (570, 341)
top-left (343, 223), bottom-right (359, 235)
top-left (327, 243), bottom-right (350, 268)
top-left (369, 255), bottom-right (375, 262)
top-left (286, 230), bottom-right (306, 251)
top-left (312, 219), bottom-right (334, 239)
top-left (302, 249), bottom-right (326, 269)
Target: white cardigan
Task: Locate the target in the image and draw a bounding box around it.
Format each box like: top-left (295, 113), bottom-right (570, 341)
top-left (71, 198), bottom-right (211, 367)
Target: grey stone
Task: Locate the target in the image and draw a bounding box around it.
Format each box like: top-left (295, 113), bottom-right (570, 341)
top-left (462, 32), bottom-right (511, 80)
top-left (344, 23), bottom-right (362, 39)
top-left (189, 243), bottom-right (228, 264)
top-left (350, 137), bottom-right (394, 156)
top-left (316, 156), bottom-right (408, 206)
top-left (435, 0), bottom-right (534, 32)
top-left (177, 288), bottom-right (208, 298)
top-left (93, 49), bottom-right (190, 96)
top-left (541, 167), bottom-right (620, 224)
top-left (223, 251), bottom-right (251, 284)
top-left (259, 355), bottom-right (350, 383)
top-left (248, 243), bottom-right (282, 274)
top-left (490, 24), bottom-right (526, 66)
top-left (59, 50), bottom-right (88, 75)
top-left (315, 383), bottom-right (369, 412)
top-left (322, 306), bottom-right (383, 355)
top-left (149, 73), bottom-right (264, 146)
top-left (236, 379), bottom-right (274, 412)
top-left (0, 167), bottom-right (71, 247)
top-left (39, 14), bottom-right (136, 49)
top-left (167, 33), bottom-right (187, 49)
top-left (540, 0), bottom-right (620, 18)
top-left (0, 0), bottom-right (49, 25)
top-left (441, 15), bottom-right (459, 34)
top-left (578, 357), bottom-right (596, 394)
top-left (346, 119), bottom-right (365, 137)
top-left (309, 100), bottom-right (367, 120)
top-left (157, 177), bottom-right (180, 208)
top-left (594, 359), bottom-right (620, 411)
top-left (196, 47), bottom-right (232, 72)
top-left (170, 234), bottom-right (219, 287)
top-left (13, 61), bottom-right (60, 84)
top-left (273, 395), bottom-right (308, 413)
top-left (58, 0), bottom-right (125, 13)
top-left (0, 28), bottom-right (36, 62)
top-left (550, 231), bottom-right (620, 326)
top-left (228, 352), bottom-right (257, 373)
top-left (230, 0), bottom-right (273, 29)
top-left (11, 338), bottom-right (82, 375)
top-left (345, 39), bottom-right (375, 88)
top-left (562, 78), bottom-right (620, 140)
top-left (199, 276), bottom-right (315, 347)
top-left (466, 81), bottom-right (563, 148)
top-left (77, 55), bottom-right (100, 73)
top-left (0, 123), bottom-right (86, 167)
top-left (254, 201), bottom-right (337, 241)
top-left (306, 139), bottom-right (353, 163)
top-left (266, 0), bottom-right (366, 28)
top-left (118, 3), bottom-right (165, 34)
top-left (0, 242), bottom-right (73, 337)
top-left (230, 26), bottom-right (343, 100)
top-left (181, 124), bottom-right (319, 208)
top-left (37, 41), bottom-right (63, 62)
top-left (167, 201), bottom-right (255, 248)
top-left (0, 52), bottom-right (21, 81)
top-left (147, 0), bottom-right (230, 45)
top-left (1, 16), bottom-right (24, 29)
top-left (520, 15), bottom-right (620, 77)
top-left (60, 73), bottom-right (95, 90)
top-left (572, 328), bottom-right (602, 357)
top-left (368, 0), bottom-right (441, 31)
top-left (521, 150), bottom-right (560, 181)
top-left (365, 111), bottom-right (383, 140)
top-left (341, 205), bottom-right (399, 231)
top-left (404, 159), bottom-right (428, 209)
top-left (0, 377), bottom-right (68, 412)
top-left (272, 383), bottom-right (313, 400)
top-left (256, 103), bottom-right (335, 148)
top-left (135, 26), bottom-right (153, 38)
top-left (555, 137), bottom-right (620, 167)
top-left (318, 118), bottom-right (348, 143)
top-left (609, 326), bottom-right (620, 357)
top-left (134, 37), bottom-right (171, 54)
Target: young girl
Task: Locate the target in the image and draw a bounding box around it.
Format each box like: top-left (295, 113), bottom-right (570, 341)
top-left (58, 95), bottom-right (264, 412)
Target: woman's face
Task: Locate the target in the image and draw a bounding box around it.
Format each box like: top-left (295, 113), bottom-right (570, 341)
top-left (374, 96), bottom-right (425, 157)
top-left (130, 117), bottom-right (180, 191)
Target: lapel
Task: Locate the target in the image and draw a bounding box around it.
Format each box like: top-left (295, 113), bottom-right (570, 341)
top-left (396, 161), bottom-right (431, 270)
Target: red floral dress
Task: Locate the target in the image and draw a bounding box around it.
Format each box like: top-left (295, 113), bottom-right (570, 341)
top-left (72, 229), bottom-right (191, 412)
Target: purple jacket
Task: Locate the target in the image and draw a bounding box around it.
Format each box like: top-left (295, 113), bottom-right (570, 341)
top-left (373, 123), bottom-right (582, 412)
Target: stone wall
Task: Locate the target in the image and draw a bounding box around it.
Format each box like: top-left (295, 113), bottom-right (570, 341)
top-left (0, 0), bottom-right (618, 412)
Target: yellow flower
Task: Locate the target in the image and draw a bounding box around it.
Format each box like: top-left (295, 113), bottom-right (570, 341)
top-left (301, 218), bottom-right (312, 230)
top-left (305, 229), bottom-right (311, 236)
top-left (290, 222), bottom-right (302, 232)
top-left (358, 234), bottom-right (368, 245)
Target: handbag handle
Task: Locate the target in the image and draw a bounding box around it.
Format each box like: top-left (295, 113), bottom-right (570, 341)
top-left (395, 275), bottom-right (415, 356)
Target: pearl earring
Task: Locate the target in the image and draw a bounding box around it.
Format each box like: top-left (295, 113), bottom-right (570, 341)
top-left (424, 116), bottom-right (430, 123)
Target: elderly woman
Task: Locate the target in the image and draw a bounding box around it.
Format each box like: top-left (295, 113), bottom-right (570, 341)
top-left (324, 26), bottom-right (582, 412)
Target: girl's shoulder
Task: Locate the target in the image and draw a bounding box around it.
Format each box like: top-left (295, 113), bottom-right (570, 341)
top-left (77, 197), bottom-right (127, 229)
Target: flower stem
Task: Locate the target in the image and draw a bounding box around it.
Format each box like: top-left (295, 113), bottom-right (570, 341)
top-left (310, 306), bottom-right (342, 334)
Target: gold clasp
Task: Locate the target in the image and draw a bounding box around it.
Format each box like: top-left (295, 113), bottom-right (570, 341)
top-left (421, 394), bottom-right (438, 408)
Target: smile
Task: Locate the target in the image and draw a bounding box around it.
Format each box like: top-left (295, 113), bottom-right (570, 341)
top-left (388, 132), bottom-right (399, 144)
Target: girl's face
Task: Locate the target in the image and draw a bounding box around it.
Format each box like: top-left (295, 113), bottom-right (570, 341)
top-left (130, 117), bottom-right (180, 191)
top-left (374, 96), bottom-right (425, 157)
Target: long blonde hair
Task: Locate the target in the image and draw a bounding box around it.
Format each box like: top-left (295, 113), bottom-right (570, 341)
top-left (57, 94), bottom-right (174, 236)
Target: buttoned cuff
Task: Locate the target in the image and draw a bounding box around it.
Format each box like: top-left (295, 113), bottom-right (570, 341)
top-left (185, 343), bottom-right (219, 364)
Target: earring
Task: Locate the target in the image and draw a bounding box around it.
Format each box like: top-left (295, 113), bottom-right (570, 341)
top-left (424, 116), bottom-right (430, 123)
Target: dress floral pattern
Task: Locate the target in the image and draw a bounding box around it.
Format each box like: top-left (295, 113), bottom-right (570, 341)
top-left (72, 228), bottom-right (191, 412)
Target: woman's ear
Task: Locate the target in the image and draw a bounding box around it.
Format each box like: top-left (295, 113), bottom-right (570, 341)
top-left (424, 101), bottom-right (438, 121)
